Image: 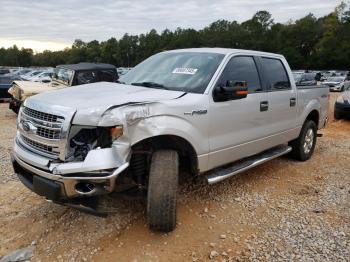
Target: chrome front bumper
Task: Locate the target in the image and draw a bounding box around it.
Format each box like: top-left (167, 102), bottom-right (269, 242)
top-left (12, 141), bottom-right (129, 199)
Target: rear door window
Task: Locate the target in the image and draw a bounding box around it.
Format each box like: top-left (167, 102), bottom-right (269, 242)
top-left (261, 58), bottom-right (291, 91)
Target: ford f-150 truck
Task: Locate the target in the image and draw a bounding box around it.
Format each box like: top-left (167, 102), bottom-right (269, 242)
top-left (11, 48), bottom-right (329, 232)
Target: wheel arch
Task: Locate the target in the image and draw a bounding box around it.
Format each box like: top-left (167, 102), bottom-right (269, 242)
top-left (131, 134), bottom-right (199, 176)
top-left (305, 109), bottom-right (320, 128)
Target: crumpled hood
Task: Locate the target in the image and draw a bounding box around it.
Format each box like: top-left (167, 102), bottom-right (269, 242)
top-left (26, 82), bottom-right (186, 125)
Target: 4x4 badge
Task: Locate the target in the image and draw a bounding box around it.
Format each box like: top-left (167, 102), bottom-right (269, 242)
top-left (184, 110), bottom-right (207, 116)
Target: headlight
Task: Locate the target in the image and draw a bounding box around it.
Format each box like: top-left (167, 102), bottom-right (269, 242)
top-left (110, 125), bottom-right (123, 140)
top-left (336, 96), bottom-right (344, 103)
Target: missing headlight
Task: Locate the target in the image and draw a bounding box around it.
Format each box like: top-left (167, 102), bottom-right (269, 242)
top-left (68, 127), bottom-right (112, 161)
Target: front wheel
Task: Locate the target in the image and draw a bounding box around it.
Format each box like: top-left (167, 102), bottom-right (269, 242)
top-left (289, 120), bottom-right (317, 161)
top-left (147, 150), bottom-right (179, 232)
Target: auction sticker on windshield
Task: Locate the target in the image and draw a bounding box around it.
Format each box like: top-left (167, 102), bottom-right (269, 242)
top-left (172, 68), bottom-right (198, 75)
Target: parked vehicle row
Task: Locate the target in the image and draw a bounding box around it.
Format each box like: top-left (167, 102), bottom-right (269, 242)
top-left (117, 67), bottom-right (132, 76)
top-left (8, 63), bottom-right (118, 113)
top-left (0, 68), bottom-right (52, 100)
top-left (292, 70), bottom-right (350, 92)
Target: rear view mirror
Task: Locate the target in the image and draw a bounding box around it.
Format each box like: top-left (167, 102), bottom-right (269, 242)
top-left (213, 80), bottom-right (248, 102)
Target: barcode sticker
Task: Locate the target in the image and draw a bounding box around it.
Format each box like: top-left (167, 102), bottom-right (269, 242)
top-left (172, 68), bottom-right (198, 75)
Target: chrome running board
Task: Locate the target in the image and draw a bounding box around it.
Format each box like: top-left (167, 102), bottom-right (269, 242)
top-left (206, 145), bottom-right (292, 184)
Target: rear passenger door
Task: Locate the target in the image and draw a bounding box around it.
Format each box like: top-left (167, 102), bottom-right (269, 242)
top-left (259, 57), bottom-right (298, 139)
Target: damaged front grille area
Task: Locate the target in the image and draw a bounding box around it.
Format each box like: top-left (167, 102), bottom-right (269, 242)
top-left (18, 106), bottom-right (66, 159)
top-left (23, 107), bottom-right (64, 123)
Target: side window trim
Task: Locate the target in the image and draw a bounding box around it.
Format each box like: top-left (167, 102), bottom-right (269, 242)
top-left (253, 56), bottom-right (268, 92)
top-left (214, 55), bottom-right (264, 94)
top-left (260, 56), bottom-right (292, 92)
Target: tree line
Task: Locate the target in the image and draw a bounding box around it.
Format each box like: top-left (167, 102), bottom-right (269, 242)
top-left (1, 2), bottom-right (350, 70)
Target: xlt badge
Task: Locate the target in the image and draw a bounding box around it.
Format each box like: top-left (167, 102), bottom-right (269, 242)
top-left (184, 110), bottom-right (208, 116)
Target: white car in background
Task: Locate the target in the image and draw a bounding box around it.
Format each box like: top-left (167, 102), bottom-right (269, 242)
top-left (117, 67), bottom-right (132, 76)
top-left (30, 71), bottom-right (53, 83)
top-left (20, 70), bottom-right (43, 81)
top-left (322, 76), bottom-right (349, 92)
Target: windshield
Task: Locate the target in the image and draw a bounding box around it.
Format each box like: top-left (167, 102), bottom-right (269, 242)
top-left (327, 77), bottom-right (345, 82)
top-left (16, 69), bottom-right (31, 76)
top-left (120, 52), bottom-right (225, 93)
top-left (53, 67), bottom-right (74, 84)
top-left (30, 71), bottom-right (42, 76)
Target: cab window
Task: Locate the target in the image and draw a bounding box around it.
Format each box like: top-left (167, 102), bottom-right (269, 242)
top-left (217, 56), bottom-right (262, 93)
top-left (261, 58), bottom-right (291, 90)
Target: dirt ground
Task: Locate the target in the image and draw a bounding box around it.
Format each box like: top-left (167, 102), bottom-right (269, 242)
top-left (0, 93), bottom-right (349, 262)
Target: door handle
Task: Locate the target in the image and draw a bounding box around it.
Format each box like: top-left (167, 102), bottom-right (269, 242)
top-left (260, 101), bottom-right (269, 112)
top-left (290, 97), bottom-right (296, 107)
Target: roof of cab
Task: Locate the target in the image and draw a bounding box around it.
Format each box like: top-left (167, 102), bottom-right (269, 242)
top-left (57, 62), bottom-right (116, 71)
top-left (165, 48), bottom-right (284, 58)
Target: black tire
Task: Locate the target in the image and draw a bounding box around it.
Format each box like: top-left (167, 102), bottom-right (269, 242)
top-left (334, 111), bottom-right (342, 120)
top-left (289, 120), bottom-right (317, 161)
top-left (147, 150), bottom-right (179, 232)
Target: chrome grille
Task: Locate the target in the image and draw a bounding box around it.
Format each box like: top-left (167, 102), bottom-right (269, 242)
top-left (20, 135), bottom-right (58, 155)
top-left (23, 107), bottom-right (64, 123)
top-left (18, 106), bottom-right (66, 159)
top-left (36, 126), bottom-right (60, 140)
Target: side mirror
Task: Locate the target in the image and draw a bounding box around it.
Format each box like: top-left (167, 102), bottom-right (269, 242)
top-left (213, 80), bottom-right (248, 102)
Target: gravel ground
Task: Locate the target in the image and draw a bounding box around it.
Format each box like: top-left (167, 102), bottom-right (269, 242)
top-left (0, 93), bottom-right (349, 262)
top-left (0, 104), bottom-right (17, 184)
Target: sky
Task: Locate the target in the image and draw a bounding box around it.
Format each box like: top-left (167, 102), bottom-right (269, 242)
top-left (0, 0), bottom-right (343, 52)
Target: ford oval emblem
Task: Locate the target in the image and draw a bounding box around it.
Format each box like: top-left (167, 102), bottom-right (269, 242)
top-left (22, 121), bottom-right (31, 132)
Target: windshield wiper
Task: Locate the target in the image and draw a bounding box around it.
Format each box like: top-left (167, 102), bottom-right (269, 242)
top-left (131, 82), bottom-right (169, 90)
top-left (116, 80), bottom-right (126, 84)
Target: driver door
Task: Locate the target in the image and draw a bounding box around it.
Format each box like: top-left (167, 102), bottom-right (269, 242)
top-left (208, 55), bottom-right (270, 170)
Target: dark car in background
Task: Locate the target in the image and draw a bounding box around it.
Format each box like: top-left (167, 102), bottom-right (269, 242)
top-left (334, 86), bottom-right (350, 119)
top-left (0, 69), bottom-right (33, 99)
top-left (0, 69), bottom-right (10, 75)
top-left (293, 72), bottom-right (317, 86)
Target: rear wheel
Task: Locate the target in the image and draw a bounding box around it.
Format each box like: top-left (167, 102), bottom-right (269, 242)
top-left (147, 150), bottom-right (179, 232)
top-left (289, 120), bottom-right (317, 161)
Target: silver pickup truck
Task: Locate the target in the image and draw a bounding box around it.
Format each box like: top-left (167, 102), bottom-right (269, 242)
top-left (11, 48), bottom-right (329, 232)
